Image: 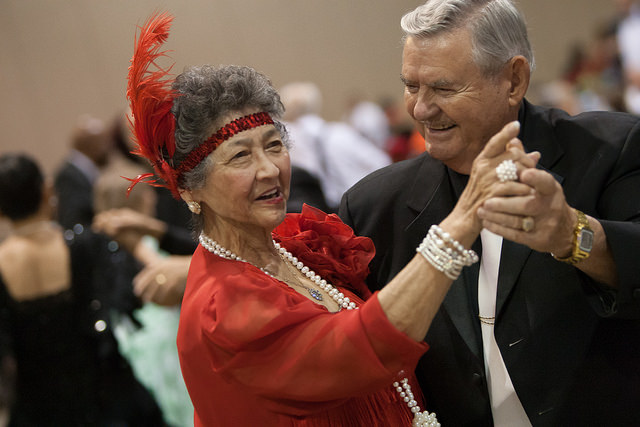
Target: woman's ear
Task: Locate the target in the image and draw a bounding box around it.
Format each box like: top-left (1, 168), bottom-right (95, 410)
top-left (179, 189), bottom-right (202, 215)
top-left (179, 189), bottom-right (194, 205)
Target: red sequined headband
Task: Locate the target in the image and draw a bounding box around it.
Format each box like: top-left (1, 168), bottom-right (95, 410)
top-left (125, 13), bottom-right (274, 198)
top-left (175, 112), bottom-right (274, 180)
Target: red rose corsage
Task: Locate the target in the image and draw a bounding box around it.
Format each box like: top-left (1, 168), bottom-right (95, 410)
top-left (272, 205), bottom-right (375, 298)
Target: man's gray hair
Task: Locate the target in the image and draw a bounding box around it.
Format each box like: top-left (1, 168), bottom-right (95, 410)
top-left (401, 0), bottom-right (535, 76)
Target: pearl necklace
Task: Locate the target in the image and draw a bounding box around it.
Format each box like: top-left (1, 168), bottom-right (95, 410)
top-left (198, 233), bottom-right (440, 426)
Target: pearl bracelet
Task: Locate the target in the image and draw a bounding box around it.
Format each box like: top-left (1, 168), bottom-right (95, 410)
top-left (416, 225), bottom-right (478, 280)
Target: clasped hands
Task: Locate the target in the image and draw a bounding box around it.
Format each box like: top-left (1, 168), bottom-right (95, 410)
top-left (461, 121), bottom-right (576, 257)
top-left (93, 208), bottom-right (187, 306)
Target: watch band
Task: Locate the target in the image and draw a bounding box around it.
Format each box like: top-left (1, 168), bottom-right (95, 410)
top-left (553, 209), bottom-right (594, 265)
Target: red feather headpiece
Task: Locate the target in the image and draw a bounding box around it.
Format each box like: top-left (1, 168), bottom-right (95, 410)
top-left (126, 12), bottom-right (179, 197)
top-left (126, 13), bottom-right (274, 199)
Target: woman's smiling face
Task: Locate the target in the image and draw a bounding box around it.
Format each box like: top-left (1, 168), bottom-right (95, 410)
top-left (189, 110), bottom-right (291, 237)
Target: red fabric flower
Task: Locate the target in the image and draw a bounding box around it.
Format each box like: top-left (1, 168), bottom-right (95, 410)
top-left (272, 205), bottom-right (375, 299)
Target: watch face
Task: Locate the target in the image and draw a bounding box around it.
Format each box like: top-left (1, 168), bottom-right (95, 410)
top-left (578, 229), bottom-right (594, 252)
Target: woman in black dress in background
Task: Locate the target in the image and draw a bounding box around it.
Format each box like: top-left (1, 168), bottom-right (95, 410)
top-left (0, 153), bottom-right (163, 426)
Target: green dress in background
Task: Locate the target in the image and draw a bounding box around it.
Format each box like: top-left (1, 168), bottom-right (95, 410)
top-left (114, 238), bottom-right (194, 427)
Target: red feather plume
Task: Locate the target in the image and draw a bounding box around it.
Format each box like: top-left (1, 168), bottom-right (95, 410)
top-left (126, 12), bottom-right (180, 198)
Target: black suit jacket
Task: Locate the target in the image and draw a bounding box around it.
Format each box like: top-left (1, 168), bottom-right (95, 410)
top-left (340, 100), bottom-right (640, 426)
top-left (54, 161), bottom-right (95, 230)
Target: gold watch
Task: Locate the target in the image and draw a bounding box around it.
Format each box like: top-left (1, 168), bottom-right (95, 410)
top-left (553, 209), bottom-right (594, 265)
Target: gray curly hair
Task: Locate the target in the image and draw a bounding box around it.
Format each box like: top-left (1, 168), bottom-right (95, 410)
top-left (170, 64), bottom-right (287, 234)
top-left (401, 0), bottom-right (535, 77)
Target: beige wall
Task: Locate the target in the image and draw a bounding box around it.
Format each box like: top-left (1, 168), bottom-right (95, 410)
top-left (0, 0), bottom-right (618, 176)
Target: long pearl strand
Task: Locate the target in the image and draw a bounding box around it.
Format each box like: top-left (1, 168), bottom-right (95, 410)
top-left (198, 233), bottom-right (440, 426)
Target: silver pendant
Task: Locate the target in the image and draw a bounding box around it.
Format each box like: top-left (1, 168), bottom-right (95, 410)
top-left (308, 289), bottom-right (323, 301)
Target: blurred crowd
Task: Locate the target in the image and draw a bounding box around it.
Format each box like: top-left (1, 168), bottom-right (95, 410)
top-left (531, 0), bottom-right (640, 115)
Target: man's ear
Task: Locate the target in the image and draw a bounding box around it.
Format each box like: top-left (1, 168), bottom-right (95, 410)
top-left (506, 55), bottom-right (530, 108)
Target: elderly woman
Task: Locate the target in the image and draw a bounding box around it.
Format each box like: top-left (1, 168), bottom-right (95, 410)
top-left (0, 153), bottom-right (164, 425)
top-left (128, 14), bottom-right (537, 427)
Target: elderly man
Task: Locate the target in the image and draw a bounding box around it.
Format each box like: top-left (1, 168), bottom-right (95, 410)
top-left (339, 0), bottom-right (640, 425)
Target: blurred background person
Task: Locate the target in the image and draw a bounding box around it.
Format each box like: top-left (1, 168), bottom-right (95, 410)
top-left (616, 0), bottom-right (640, 114)
top-left (93, 167), bottom-right (194, 427)
top-left (280, 83), bottom-right (392, 212)
top-left (279, 82), bottom-right (331, 213)
top-left (279, 82), bottom-right (327, 189)
top-left (345, 100), bottom-right (391, 154)
top-left (533, 20), bottom-right (625, 115)
top-left (54, 114), bottom-right (112, 231)
top-left (380, 96), bottom-right (425, 162)
top-left (106, 110), bottom-right (196, 255)
top-left (93, 111), bottom-right (197, 307)
top-left (0, 153), bottom-right (163, 426)
top-left (320, 100), bottom-right (391, 211)
top-left (563, 24), bottom-right (624, 112)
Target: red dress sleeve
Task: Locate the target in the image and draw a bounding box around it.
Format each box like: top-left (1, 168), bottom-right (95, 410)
top-left (197, 262), bottom-right (426, 415)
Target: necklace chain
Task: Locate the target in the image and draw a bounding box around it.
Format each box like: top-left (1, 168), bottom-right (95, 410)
top-left (478, 315), bottom-right (495, 326)
top-left (198, 233), bottom-right (440, 426)
top-left (276, 251), bottom-right (326, 303)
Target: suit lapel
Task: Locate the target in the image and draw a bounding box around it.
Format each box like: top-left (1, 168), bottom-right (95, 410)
top-left (519, 99), bottom-right (564, 171)
top-left (446, 246), bottom-right (483, 359)
top-left (495, 101), bottom-right (566, 315)
top-left (404, 157), bottom-right (483, 359)
top-left (404, 155), bottom-right (450, 247)
top-left (496, 240), bottom-right (530, 316)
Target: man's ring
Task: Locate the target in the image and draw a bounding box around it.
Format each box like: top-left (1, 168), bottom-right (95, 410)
top-left (522, 216), bottom-right (535, 232)
top-left (496, 159), bottom-right (518, 182)
top-left (155, 273), bottom-right (167, 285)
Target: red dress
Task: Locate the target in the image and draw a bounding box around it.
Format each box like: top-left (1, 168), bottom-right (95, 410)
top-left (177, 206), bottom-right (428, 426)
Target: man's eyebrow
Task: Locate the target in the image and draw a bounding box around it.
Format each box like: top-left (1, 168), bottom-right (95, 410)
top-left (400, 75), bottom-right (455, 88)
top-left (400, 75), bottom-right (414, 85)
top-left (429, 79), bottom-right (453, 87)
